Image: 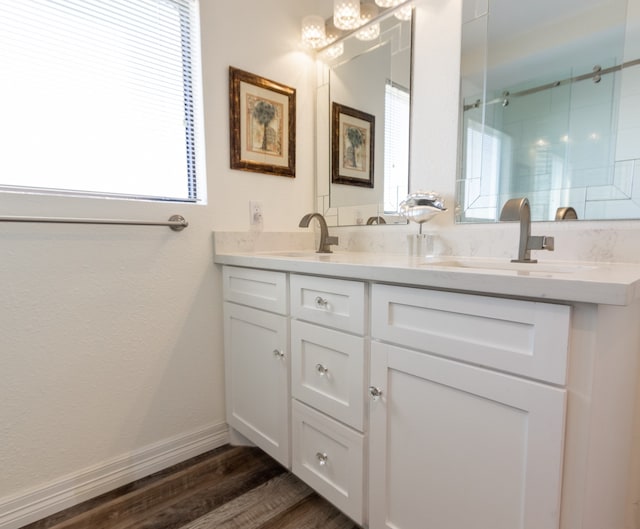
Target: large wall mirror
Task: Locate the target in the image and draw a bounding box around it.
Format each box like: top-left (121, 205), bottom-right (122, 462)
top-left (316, 6), bottom-right (413, 227)
top-left (458, 0), bottom-right (639, 222)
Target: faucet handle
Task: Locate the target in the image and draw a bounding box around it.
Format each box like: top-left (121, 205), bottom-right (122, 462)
top-left (326, 235), bottom-right (339, 246)
top-left (542, 236), bottom-right (554, 251)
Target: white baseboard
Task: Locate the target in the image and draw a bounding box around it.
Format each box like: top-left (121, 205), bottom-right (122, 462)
top-left (0, 423), bottom-right (229, 529)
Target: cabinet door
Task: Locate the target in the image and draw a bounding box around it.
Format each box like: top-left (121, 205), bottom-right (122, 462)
top-left (224, 302), bottom-right (289, 466)
top-left (369, 342), bottom-right (566, 529)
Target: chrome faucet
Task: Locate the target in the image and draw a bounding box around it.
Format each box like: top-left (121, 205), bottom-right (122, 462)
top-left (299, 213), bottom-right (339, 253)
top-left (499, 197), bottom-right (554, 263)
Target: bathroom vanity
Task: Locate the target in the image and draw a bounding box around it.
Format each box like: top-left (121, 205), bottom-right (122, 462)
top-left (217, 249), bottom-right (640, 529)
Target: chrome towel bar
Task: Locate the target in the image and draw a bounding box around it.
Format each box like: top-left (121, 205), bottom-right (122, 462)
top-left (0, 214), bottom-right (188, 231)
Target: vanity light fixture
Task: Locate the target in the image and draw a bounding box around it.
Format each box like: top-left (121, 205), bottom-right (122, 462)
top-left (394, 3), bottom-right (413, 20)
top-left (334, 0), bottom-right (361, 30)
top-left (323, 41), bottom-right (345, 59)
top-left (324, 18), bottom-right (344, 44)
top-left (301, 15), bottom-right (327, 48)
top-left (355, 2), bottom-right (380, 41)
top-left (302, 0), bottom-right (411, 54)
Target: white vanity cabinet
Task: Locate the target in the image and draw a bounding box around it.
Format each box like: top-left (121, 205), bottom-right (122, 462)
top-left (368, 283), bottom-right (570, 529)
top-left (218, 257), bottom-right (640, 529)
top-left (289, 274), bottom-right (367, 525)
top-left (222, 266), bottom-right (290, 467)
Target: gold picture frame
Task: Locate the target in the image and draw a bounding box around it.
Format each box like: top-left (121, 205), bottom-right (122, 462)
top-left (331, 102), bottom-right (375, 188)
top-left (229, 67), bottom-right (296, 177)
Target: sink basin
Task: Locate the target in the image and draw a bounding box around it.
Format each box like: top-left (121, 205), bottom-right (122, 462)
top-left (419, 258), bottom-right (596, 274)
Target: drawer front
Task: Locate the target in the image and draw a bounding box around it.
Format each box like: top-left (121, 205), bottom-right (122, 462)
top-left (290, 274), bottom-right (365, 334)
top-left (371, 283), bottom-right (570, 385)
top-left (223, 266), bottom-right (287, 315)
top-left (292, 400), bottom-right (365, 525)
top-left (291, 320), bottom-right (365, 431)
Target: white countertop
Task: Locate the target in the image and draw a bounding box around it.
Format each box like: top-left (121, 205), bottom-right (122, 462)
top-left (214, 250), bottom-right (640, 306)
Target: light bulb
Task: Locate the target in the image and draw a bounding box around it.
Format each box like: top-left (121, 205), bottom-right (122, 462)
top-left (394, 4), bottom-right (413, 20)
top-left (301, 15), bottom-right (326, 49)
top-left (324, 42), bottom-right (344, 59)
top-left (334, 0), bottom-right (361, 30)
top-left (374, 0), bottom-right (402, 7)
top-left (356, 2), bottom-right (380, 41)
top-left (324, 18), bottom-right (344, 45)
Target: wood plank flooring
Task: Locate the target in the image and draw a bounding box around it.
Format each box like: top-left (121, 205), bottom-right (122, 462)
top-left (21, 445), bottom-right (361, 529)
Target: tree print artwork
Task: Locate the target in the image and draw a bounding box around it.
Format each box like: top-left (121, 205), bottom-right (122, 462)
top-left (247, 95), bottom-right (282, 156)
top-left (331, 102), bottom-right (374, 187)
top-left (229, 67), bottom-right (295, 177)
top-left (343, 124), bottom-right (366, 171)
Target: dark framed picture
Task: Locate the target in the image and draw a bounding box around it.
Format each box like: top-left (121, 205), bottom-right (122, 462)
top-left (229, 67), bottom-right (296, 177)
top-left (331, 102), bottom-right (375, 188)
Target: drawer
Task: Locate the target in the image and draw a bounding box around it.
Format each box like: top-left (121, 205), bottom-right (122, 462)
top-left (290, 274), bottom-right (365, 334)
top-left (292, 400), bottom-right (365, 525)
top-left (371, 283), bottom-right (570, 385)
top-left (291, 320), bottom-right (365, 431)
top-left (223, 266), bottom-right (287, 315)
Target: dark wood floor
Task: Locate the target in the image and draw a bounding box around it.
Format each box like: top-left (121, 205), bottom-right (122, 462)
top-left (22, 445), bottom-right (361, 529)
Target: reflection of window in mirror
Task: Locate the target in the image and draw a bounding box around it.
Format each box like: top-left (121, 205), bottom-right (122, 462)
top-left (462, 119), bottom-right (506, 221)
top-left (384, 81), bottom-right (410, 213)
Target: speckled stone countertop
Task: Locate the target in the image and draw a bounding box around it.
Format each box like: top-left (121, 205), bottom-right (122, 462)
top-left (214, 249), bottom-right (640, 306)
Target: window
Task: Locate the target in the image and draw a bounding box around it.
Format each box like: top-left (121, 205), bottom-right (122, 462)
top-left (383, 81), bottom-right (410, 214)
top-left (0, 0), bottom-right (204, 202)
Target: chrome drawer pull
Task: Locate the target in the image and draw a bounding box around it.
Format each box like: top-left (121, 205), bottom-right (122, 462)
top-left (369, 386), bottom-right (383, 400)
top-left (273, 349), bottom-right (285, 359)
top-left (314, 296), bottom-right (329, 309)
top-left (316, 452), bottom-right (329, 466)
top-left (315, 363), bottom-right (329, 376)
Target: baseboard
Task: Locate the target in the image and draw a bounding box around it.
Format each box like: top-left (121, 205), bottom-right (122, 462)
top-left (0, 422), bottom-right (229, 529)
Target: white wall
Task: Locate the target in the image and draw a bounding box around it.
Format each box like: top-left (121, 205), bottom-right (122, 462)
top-left (0, 1), bottom-right (318, 527)
top-left (203, 0), bottom-right (317, 232)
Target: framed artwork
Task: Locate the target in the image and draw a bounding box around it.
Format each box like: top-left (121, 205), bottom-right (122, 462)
top-left (229, 67), bottom-right (296, 177)
top-left (331, 102), bottom-right (375, 188)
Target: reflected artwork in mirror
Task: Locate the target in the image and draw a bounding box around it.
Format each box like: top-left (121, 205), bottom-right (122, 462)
top-left (316, 5), bottom-right (413, 227)
top-left (458, 0), bottom-right (639, 222)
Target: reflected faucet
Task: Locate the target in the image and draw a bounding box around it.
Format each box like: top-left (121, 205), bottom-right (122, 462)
top-left (555, 206), bottom-right (578, 220)
top-left (499, 197), bottom-right (554, 263)
top-left (299, 213), bottom-right (339, 253)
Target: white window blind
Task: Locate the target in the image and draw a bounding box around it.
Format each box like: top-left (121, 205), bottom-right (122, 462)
top-left (0, 0), bottom-right (204, 202)
top-left (384, 81), bottom-right (410, 213)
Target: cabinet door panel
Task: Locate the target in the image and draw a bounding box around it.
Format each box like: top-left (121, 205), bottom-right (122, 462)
top-left (224, 302), bottom-right (289, 466)
top-left (369, 342), bottom-right (566, 529)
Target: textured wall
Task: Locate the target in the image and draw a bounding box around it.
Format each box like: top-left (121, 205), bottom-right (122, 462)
top-left (0, 0), bottom-right (319, 514)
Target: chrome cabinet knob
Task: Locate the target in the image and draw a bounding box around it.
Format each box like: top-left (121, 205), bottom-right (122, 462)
top-left (316, 452), bottom-right (329, 466)
top-left (273, 349), bottom-right (285, 359)
top-left (314, 296), bottom-right (329, 309)
top-left (315, 363), bottom-right (329, 376)
top-left (369, 386), bottom-right (383, 400)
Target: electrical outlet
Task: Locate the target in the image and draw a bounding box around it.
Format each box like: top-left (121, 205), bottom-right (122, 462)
top-left (249, 201), bottom-right (263, 226)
